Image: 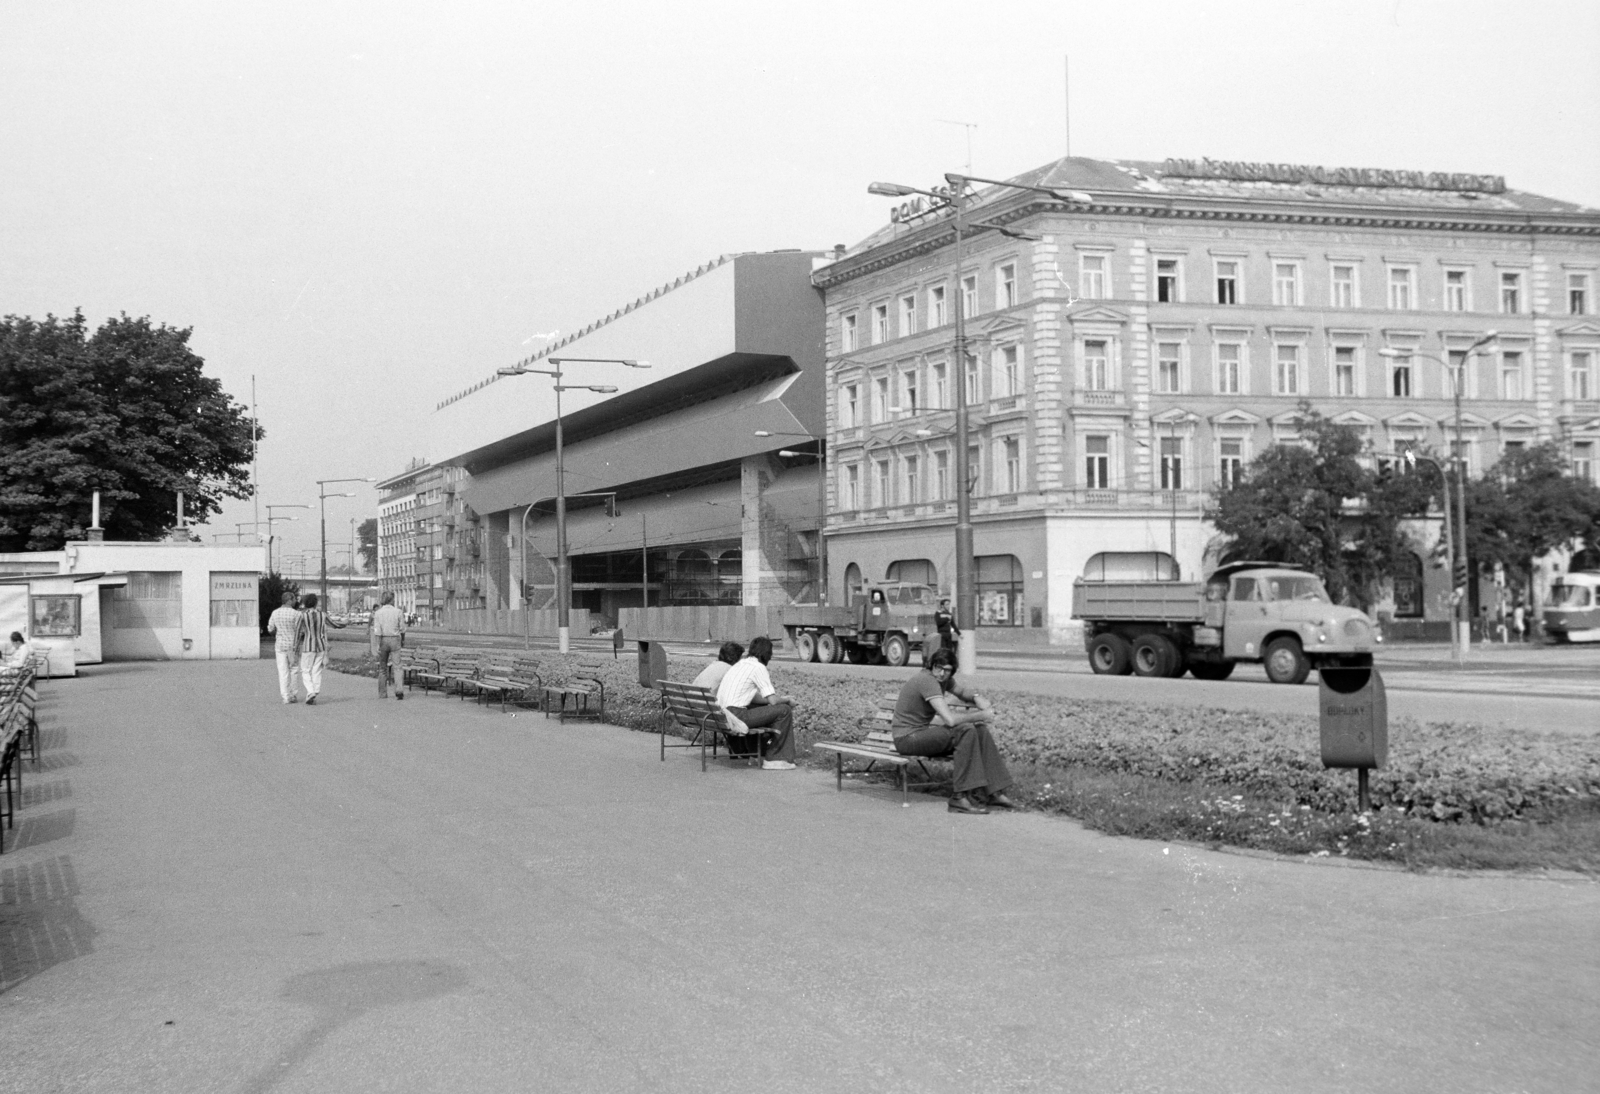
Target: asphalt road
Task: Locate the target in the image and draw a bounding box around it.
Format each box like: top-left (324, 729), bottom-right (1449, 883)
top-left (1, 660), bottom-right (1595, 1092)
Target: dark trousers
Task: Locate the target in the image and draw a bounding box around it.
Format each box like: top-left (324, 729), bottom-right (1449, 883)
top-left (726, 703), bottom-right (795, 762)
top-left (376, 636), bottom-right (402, 696)
top-left (895, 721), bottom-right (1012, 795)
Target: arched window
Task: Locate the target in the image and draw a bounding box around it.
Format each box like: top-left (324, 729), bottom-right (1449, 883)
top-left (885, 559), bottom-right (938, 587)
top-left (843, 562), bottom-right (863, 606)
top-left (1082, 551), bottom-right (1178, 582)
top-left (976, 554), bottom-right (1024, 627)
top-left (716, 550), bottom-right (742, 581)
top-left (1392, 553), bottom-right (1424, 618)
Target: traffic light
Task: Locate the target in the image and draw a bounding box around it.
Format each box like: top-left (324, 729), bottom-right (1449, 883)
top-left (605, 495), bottom-right (620, 518)
top-left (1453, 558), bottom-right (1470, 589)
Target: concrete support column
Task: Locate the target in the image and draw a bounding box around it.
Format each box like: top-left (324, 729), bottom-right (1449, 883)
top-left (741, 454), bottom-right (798, 607)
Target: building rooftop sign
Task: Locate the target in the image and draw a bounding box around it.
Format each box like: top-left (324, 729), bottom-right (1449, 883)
top-left (1160, 157), bottom-right (1506, 194)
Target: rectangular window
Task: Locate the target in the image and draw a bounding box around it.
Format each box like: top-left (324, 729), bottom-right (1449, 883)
top-left (1571, 273), bottom-right (1591, 316)
top-left (935, 450), bottom-right (950, 499)
top-left (975, 554), bottom-right (1025, 628)
top-left (1334, 346), bottom-right (1357, 396)
top-left (901, 369), bottom-right (918, 414)
top-left (1080, 254), bottom-right (1107, 299)
top-left (1156, 259), bottom-right (1180, 303)
top-left (904, 455), bottom-right (920, 503)
top-left (1500, 271), bottom-right (1523, 314)
top-left (1156, 342), bottom-right (1181, 394)
top-left (841, 384), bottom-right (859, 428)
top-left (1215, 260), bottom-right (1239, 304)
top-left (1570, 351), bottom-right (1593, 400)
top-left (961, 275), bottom-right (977, 317)
top-left (1219, 438), bottom-right (1244, 488)
top-left (931, 361), bottom-right (948, 409)
top-left (1330, 264), bottom-right (1356, 308)
top-left (1002, 438), bottom-right (1021, 493)
top-left (872, 376), bottom-right (889, 422)
top-left (1275, 344), bottom-right (1300, 395)
top-left (841, 314), bottom-right (856, 353)
top-left (998, 264), bottom-right (1017, 308)
top-left (1444, 268), bottom-right (1469, 312)
top-left (875, 459), bottom-right (891, 507)
top-left (1447, 350), bottom-right (1469, 398)
top-left (929, 285), bottom-right (947, 327)
top-left (967, 445), bottom-right (982, 497)
top-left (1501, 351), bottom-right (1524, 400)
top-left (1217, 343), bottom-right (1242, 394)
top-left (1272, 262), bottom-right (1300, 306)
top-left (1083, 340), bottom-right (1110, 390)
top-left (1084, 436), bottom-right (1110, 489)
top-left (1160, 436), bottom-right (1183, 490)
top-left (964, 353), bottom-right (980, 404)
top-left (1575, 441), bottom-right (1595, 483)
top-left (1390, 355), bottom-right (1413, 398)
top-left (1388, 267), bottom-right (1416, 310)
top-left (997, 345), bottom-right (1020, 397)
top-left (844, 465), bottom-right (859, 510)
top-left (872, 303), bottom-right (889, 344)
top-left (899, 294), bottom-right (916, 337)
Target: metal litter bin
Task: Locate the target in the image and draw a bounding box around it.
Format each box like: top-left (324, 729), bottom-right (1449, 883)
top-left (1319, 665), bottom-right (1387, 809)
top-left (637, 639), bottom-right (669, 689)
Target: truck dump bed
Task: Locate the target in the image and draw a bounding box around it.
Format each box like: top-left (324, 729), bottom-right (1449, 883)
top-left (1072, 580), bottom-right (1206, 623)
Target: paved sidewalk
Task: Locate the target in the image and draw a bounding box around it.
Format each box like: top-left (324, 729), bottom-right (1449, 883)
top-left (1, 660), bottom-right (1595, 1093)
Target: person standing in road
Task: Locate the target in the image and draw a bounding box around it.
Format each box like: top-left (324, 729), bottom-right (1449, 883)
top-left (370, 592), bottom-right (407, 700)
top-left (933, 597), bottom-right (959, 659)
top-left (267, 593), bottom-right (302, 704)
top-left (294, 594), bottom-right (344, 705)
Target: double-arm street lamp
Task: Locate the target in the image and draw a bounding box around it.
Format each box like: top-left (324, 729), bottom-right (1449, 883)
top-left (1380, 331), bottom-right (1497, 656)
top-left (868, 173), bottom-right (1092, 672)
top-left (264, 504), bottom-right (310, 573)
top-left (498, 356), bottom-right (650, 653)
top-left (317, 478), bottom-right (374, 608)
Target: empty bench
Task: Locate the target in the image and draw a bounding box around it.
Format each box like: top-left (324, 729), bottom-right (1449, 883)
top-left (540, 671), bottom-right (606, 724)
top-left (471, 656), bottom-right (544, 712)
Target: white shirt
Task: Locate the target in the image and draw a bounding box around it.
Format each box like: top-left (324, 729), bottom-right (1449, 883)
top-left (716, 657), bottom-right (778, 733)
top-left (692, 660), bottom-right (731, 691)
top-left (4, 640), bottom-right (35, 669)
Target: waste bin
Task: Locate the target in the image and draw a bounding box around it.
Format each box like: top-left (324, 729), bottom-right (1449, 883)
top-left (637, 639), bottom-right (669, 689)
top-left (1318, 666), bottom-right (1388, 769)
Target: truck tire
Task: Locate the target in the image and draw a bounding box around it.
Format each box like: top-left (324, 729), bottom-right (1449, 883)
top-left (882, 634), bottom-right (910, 668)
top-left (1131, 634), bottom-right (1179, 678)
top-left (1264, 637), bottom-right (1311, 685)
top-left (795, 632), bottom-right (818, 663)
top-left (1087, 634), bottom-right (1132, 675)
top-left (1188, 660), bottom-right (1235, 681)
top-left (816, 631), bottom-right (844, 664)
top-left (844, 643), bottom-right (872, 664)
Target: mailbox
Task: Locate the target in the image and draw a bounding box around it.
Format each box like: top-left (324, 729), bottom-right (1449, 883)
top-left (1318, 666), bottom-right (1388, 769)
top-left (636, 639), bottom-right (669, 689)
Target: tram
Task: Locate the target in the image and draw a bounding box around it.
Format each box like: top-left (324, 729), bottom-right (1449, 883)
top-left (1543, 571), bottom-right (1600, 643)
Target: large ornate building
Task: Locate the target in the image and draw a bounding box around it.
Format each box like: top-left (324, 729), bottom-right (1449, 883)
top-left (814, 156), bottom-right (1600, 644)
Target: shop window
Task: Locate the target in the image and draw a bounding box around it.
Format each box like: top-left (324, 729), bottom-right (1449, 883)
top-left (885, 559), bottom-right (938, 587)
top-left (31, 595), bottom-right (81, 636)
top-left (975, 554), bottom-right (1024, 627)
top-left (111, 571), bottom-right (182, 628)
top-left (1392, 554), bottom-right (1424, 618)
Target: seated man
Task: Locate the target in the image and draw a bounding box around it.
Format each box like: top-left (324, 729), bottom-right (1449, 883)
top-left (692, 641), bottom-right (744, 693)
top-left (3, 631), bottom-right (35, 670)
top-left (714, 636), bottom-right (798, 771)
top-left (892, 647), bottom-right (1014, 815)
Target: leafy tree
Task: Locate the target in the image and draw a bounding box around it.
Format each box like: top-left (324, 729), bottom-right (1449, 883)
top-left (1464, 443), bottom-right (1600, 599)
top-left (357, 517), bottom-right (378, 573)
top-left (258, 572), bottom-right (301, 634)
top-left (1204, 403), bottom-right (1435, 609)
top-left (0, 311), bottom-right (259, 551)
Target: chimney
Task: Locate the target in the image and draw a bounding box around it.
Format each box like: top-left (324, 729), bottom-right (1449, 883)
top-left (87, 490), bottom-right (105, 541)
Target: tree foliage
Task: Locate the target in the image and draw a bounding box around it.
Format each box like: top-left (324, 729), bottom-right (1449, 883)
top-left (1203, 404), bottom-right (1435, 609)
top-left (357, 517), bottom-right (378, 573)
top-left (258, 572), bottom-right (301, 634)
top-left (0, 311), bottom-right (259, 551)
top-left (1464, 443), bottom-right (1600, 587)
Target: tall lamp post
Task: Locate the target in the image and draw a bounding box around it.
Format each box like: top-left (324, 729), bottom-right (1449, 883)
top-left (868, 173), bottom-right (1091, 673)
top-left (316, 478), bottom-right (373, 610)
top-left (497, 356), bottom-right (650, 652)
top-left (1381, 331), bottom-right (1496, 656)
top-left (754, 430), bottom-right (827, 605)
top-left (264, 504), bottom-right (310, 573)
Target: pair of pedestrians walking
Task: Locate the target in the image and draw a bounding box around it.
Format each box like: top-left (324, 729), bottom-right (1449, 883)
top-left (265, 592), bottom-right (343, 705)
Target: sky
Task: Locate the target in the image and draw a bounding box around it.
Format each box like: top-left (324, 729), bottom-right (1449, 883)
top-left (2, 0), bottom-right (1597, 566)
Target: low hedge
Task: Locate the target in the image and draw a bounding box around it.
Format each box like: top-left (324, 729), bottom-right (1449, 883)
top-left (334, 648), bottom-right (1600, 825)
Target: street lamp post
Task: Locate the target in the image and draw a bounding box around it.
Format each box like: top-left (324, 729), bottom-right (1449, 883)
top-left (316, 478), bottom-right (373, 610)
top-left (754, 430), bottom-right (827, 605)
top-left (498, 356), bottom-right (649, 653)
top-left (264, 504), bottom-right (310, 573)
top-left (868, 174), bottom-right (1091, 673)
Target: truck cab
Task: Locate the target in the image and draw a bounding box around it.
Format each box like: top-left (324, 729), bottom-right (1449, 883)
top-left (1208, 563), bottom-right (1377, 682)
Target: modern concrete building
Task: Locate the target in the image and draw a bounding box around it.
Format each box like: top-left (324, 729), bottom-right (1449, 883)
top-left (814, 155), bottom-right (1600, 644)
top-left (426, 250), bottom-right (826, 626)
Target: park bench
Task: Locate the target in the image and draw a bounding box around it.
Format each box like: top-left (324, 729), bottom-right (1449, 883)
top-left (0, 697), bottom-right (25, 851)
top-left (540, 670), bottom-right (607, 724)
top-left (657, 681), bottom-right (763, 772)
top-left (473, 656), bottom-right (544, 712)
top-left (393, 647), bottom-right (440, 690)
top-left (0, 663), bottom-right (39, 763)
top-left (814, 690), bottom-right (958, 807)
top-left (412, 652), bottom-right (480, 698)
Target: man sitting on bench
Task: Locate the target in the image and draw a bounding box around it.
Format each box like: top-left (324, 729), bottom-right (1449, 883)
top-left (715, 636), bottom-right (797, 771)
top-left (892, 647), bottom-right (1014, 815)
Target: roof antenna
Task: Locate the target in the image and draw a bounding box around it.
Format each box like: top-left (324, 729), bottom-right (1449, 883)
top-left (936, 119), bottom-right (978, 174)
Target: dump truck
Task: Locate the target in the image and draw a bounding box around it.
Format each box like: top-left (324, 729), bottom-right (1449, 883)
top-left (1072, 561), bottom-right (1380, 684)
top-left (783, 582), bottom-right (939, 667)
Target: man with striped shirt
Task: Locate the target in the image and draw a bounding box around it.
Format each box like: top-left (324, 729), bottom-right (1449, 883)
top-left (294, 594), bottom-right (344, 705)
top-left (266, 592), bottom-right (302, 704)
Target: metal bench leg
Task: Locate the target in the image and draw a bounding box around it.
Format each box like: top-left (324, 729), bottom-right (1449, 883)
top-left (901, 764), bottom-right (909, 807)
top-left (835, 752), bottom-right (843, 791)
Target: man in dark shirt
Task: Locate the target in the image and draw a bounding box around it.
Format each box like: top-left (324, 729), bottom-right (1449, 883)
top-left (891, 647), bottom-right (1013, 815)
top-left (933, 598), bottom-right (958, 657)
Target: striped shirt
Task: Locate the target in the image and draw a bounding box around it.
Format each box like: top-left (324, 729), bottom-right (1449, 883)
top-left (295, 609), bottom-right (340, 653)
top-left (267, 607), bottom-right (301, 653)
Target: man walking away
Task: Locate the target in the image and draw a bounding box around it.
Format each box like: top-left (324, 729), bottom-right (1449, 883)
top-left (267, 593), bottom-right (302, 704)
top-left (370, 592), bottom-right (407, 699)
top-left (294, 594), bottom-right (344, 705)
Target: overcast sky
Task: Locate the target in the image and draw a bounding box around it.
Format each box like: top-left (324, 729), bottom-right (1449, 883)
top-left (3, 0), bottom-right (1597, 564)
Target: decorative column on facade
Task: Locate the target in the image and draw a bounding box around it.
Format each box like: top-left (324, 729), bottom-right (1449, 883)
top-left (740, 453), bottom-right (781, 606)
top-left (1531, 250), bottom-right (1556, 443)
top-left (1127, 238), bottom-right (1153, 490)
top-left (1030, 235), bottom-right (1067, 493)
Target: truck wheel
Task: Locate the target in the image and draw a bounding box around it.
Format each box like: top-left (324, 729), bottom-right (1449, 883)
top-left (1087, 634), bottom-right (1132, 675)
top-left (844, 643), bottom-right (871, 664)
top-left (1188, 661), bottom-right (1235, 681)
top-left (816, 631), bottom-right (843, 664)
top-left (1264, 637), bottom-right (1311, 685)
top-left (1131, 634), bottom-right (1178, 678)
top-left (883, 634), bottom-right (910, 667)
top-left (795, 633), bottom-right (818, 663)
